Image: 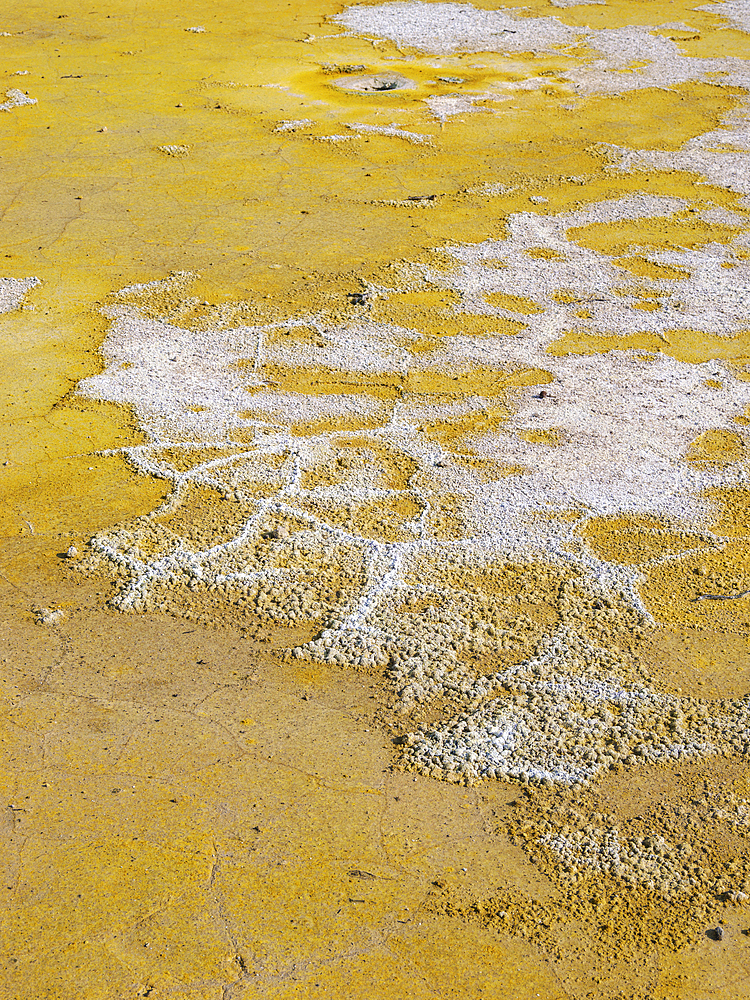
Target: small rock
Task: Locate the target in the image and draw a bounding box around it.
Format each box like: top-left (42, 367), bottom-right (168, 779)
top-left (34, 607), bottom-right (65, 626)
top-left (158, 144), bottom-right (190, 157)
top-left (65, 545), bottom-right (78, 559)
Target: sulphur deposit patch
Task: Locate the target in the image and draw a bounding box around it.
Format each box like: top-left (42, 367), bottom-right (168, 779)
top-left (77, 184), bottom-right (750, 795)
top-left (11, 0), bottom-right (750, 996)
top-left (34, 0), bottom-right (750, 976)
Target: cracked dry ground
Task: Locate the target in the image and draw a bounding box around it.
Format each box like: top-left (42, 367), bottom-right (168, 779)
top-left (2, 534), bottom-right (750, 1000)
top-left (1, 535), bottom-right (568, 1000)
top-left (6, 0), bottom-right (750, 996)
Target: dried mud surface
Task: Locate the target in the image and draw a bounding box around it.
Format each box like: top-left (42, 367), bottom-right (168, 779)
top-left (4, 0), bottom-right (750, 997)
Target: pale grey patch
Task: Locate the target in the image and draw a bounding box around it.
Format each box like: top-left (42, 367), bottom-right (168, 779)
top-left (262, 320), bottom-right (417, 374)
top-left (335, 2), bottom-right (750, 98)
top-left (308, 133), bottom-right (358, 143)
top-left (475, 351), bottom-right (750, 522)
top-left (0, 276), bottom-right (39, 312)
top-left (333, 71), bottom-right (415, 93)
top-left (239, 389), bottom-right (389, 426)
top-left (332, 2), bottom-right (581, 55)
top-left (79, 221), bottom-right (750, 788)
top-left (77, 307), bottom-right (398, 443)
top-left (566, 25), bottom-right (750, 95)
top-left (437, 196), bottom-right (750, 341)
top-left (699, 206), bottom-right (748, 226)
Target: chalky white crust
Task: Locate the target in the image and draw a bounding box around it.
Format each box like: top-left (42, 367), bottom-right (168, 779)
top-left (78, 186), bottom-right (750, 787)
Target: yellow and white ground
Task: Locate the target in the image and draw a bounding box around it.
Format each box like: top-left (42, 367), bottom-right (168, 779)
top-left (4, 1), bottom-right (750, 997)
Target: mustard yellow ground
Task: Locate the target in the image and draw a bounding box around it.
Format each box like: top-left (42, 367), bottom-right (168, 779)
top-left (4, 0), bottom-right (750, 997)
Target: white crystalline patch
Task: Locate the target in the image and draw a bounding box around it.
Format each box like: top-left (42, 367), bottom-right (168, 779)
top-left (699, 206), bottom-right (748, 226)
top-left (400, 626), bottom-right (743, 785)
top-left (0, 276), bottom-right (39, 313)
top-left (424, 94), bottom-right (484, 119)
top-left (0, 88), bottom-right (37, 111)
top-left (262, 322), bottom-right (416, 374)
top-left (78, 309), bottom-right (261, 442)
top-left (439, 196), bottom-right (750, 339)
top-left (273, 118), bottom-right (313, 132)
top-left (423, 93), bottom-right (510, 120)
top-left (335, 3), bottom-right (750, 97)
top-left (34, 607), bottom-right (65, 626)
top-left (346, 122), bottom-right (433, 144)
top-left (240, 389), bottom-right (389, 426)
top-left (479, 351), bottom-right (750, 522)
top-left (564, 24), bottom-right (750, 95)
top-left (696, 0), bottom-right (750, 32)
top-left (583, 24), bottom-right (678, 70)
top-left (565, 194), bottom-right (688, 226)
top-left (81, 194), bottom-right (750, 497)
top-left (77, 309), bottom-right (392, 442)
top-left (333, 2), bottom-right (581, 54)
top-left (113, 270), bottom-right (195, 299)
top-left (309, 133), bottom-right (357, 142)
top-left (407, 194), bottom-right (750, 523)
